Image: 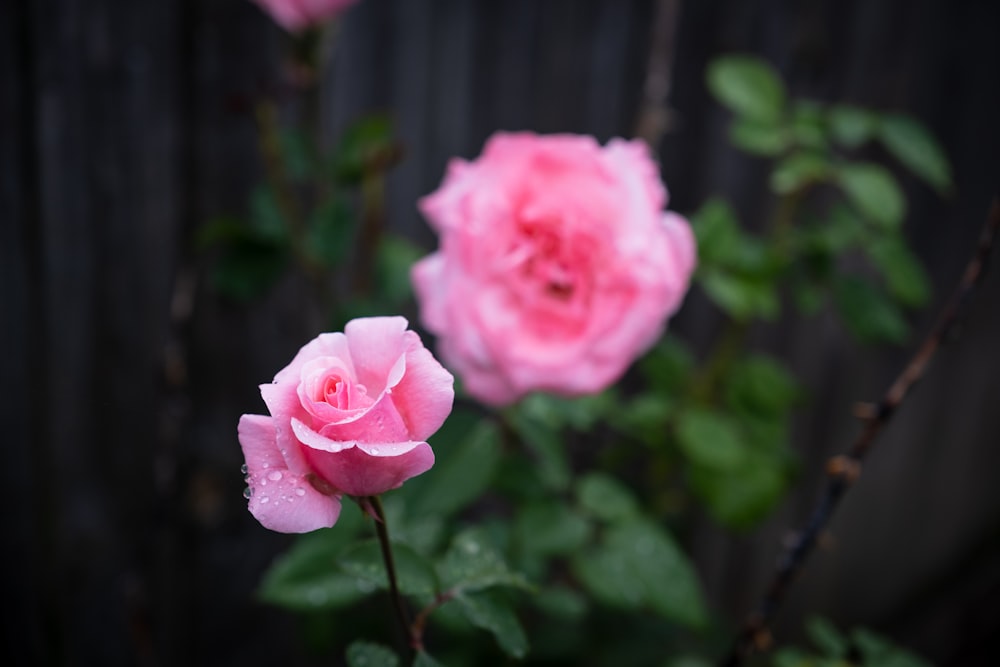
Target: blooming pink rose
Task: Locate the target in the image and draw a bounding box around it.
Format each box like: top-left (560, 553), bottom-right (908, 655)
top-left (238, 316), bottom-right (454, 533)
top-left (250, 0), bottom-right (359, 32)
top-left (411, 132), bottom-right (696, 406)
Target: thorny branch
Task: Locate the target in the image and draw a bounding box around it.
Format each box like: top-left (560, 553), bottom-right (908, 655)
top-left (721, 197), bottom-right (1000, 666)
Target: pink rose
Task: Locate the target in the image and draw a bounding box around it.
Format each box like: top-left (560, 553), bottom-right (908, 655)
top-left (238, 316), bottom-right (454, 533)
top-left (411, 132), bottom-right (696, 406)
top-left (250, 0), bottom-right (359, 32)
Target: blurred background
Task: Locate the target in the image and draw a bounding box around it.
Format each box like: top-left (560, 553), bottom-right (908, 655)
top-left (2, 0), bottom-right (999, 665)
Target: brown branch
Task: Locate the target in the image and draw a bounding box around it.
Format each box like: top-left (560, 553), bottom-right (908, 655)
top-left (720, 196), bottom-right (1000, 666)
top-left (634, 0), bottom-right (683, 152)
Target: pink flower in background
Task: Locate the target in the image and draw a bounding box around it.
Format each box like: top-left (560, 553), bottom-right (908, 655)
top-left (412, 132), bottom-right (696, 406)
top-left (251, 0), bottom-right (360, 32)
top-left (238, 317), bottom-right (454, 533)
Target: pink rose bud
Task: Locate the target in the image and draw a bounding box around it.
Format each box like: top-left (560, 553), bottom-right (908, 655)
top-left (412, 132), bottom-right (696, 406)
top-left (238, 317), bottom-right (454, 533)
top-left (250, 0), bottom-right (360, 32)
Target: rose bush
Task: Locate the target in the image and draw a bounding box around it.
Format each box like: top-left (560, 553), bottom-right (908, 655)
top-left (250, 0), bottom-right (359, 32)
top-left (238, 316), bottom-right (454, 533)
top-left (411, 132), bottom-right (696, 405)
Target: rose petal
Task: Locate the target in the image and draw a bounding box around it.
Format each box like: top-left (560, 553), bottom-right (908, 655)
top-left (274, 332), bottom-right (355, 385)
top-left (344, 317), bottom-right (409, 394)
top-left (389, 333), bottom-right (455, 440)
top-left (305, 442), bottom-right (435, 497)
top-left (238, 414), bottom-right (341, 533)
top-left (260, 382), bottom-right (311, 474)
top-left (248, 471), bottom-right (342, 533)
top-left (411, 253), bottom-right (448, 332)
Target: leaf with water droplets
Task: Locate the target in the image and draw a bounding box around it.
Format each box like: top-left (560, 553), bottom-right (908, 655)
top-left (437, 528), bottom-right (532, 594)
top-left (454, 589), bottom-right (529, 659)
top-left (339, 539), bottom-right (439, 597)
top-left (346, 640), bottom-right (400, 667)
top-left (571, 518), bottom-right (707, 628)
top-left (258, 504), bottom-right (369, 611)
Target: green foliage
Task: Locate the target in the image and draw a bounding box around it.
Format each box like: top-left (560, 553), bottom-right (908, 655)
top-left (833, 275), bottom-right (910, 343)
top-left (334, 115), bottom-right (400, 184)
top-left (572, 517), bottom-right (708, 628)
top-left (454, 589), bottom-right (529, 658)
top-left (877, 114), bottom-right (952, 194)
top-left (346, 640), bottom-right (400, 667)
top-left (772, 618), bottom-right (933, 667)
top-left (837, 163), bottom-right (906, 230)
top-left (707, 55), bottom-right (787, 123)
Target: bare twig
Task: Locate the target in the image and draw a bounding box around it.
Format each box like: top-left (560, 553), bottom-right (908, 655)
top-left (634, 0), bottom-right (683, 152)
top-left (721, 197), bottom-right (1000, 666)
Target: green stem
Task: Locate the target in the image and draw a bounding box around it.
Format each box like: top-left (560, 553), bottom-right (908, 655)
top-left (367, 495), bottom-right (414, 653)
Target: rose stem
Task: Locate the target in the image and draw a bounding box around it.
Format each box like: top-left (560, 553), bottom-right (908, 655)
top-left (368, 495), bottom-right (415, 653)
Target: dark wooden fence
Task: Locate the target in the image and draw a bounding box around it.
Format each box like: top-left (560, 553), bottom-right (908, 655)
top-left (3, 0), bottom-right (999, 665)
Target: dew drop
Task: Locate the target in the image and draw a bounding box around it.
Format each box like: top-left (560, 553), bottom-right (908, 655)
top-left (260, 479), bottom-right (267, 487)
top-left (262, 462), bottom-right (270, 469)
top-left (243, 487), bottom-right (253, 499)
top-left (295, 488), bottom-right (306, 497)
top-left (267, 470), bottom-right (283, 482)
top-left (240, 463), bottom-right (248, 474)
top-left (370, 447), bottom-right (379, 455)
top-left (260, 496), bottom-right (270, 504)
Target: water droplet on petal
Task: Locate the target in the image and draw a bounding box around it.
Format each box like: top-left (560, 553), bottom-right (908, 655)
top-left (262, 462), bottom-right (270, 469)
top-left (240, 463), bottom-right (248, 474)
top-left (268, 470), bottom-right (282, 481)
top-left (295, 488), bottom-right (306, 497)
top-left (370, 447), bottom-right (379, 455)
top-left (260, 496), bottom-right (270, 504)
top-left (243, 487), bottom-right (253, 499)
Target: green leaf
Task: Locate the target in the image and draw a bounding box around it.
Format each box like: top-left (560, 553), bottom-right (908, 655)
top-left (454, 589), bottom-right (529, 659)
top-left (833, 275), bottom-right (909, 343)
top-left (866, 236), bottom-right (931, 308)
top-left (675, 407), bottom-right (747, 469)
top-left (257, 504), bottom-right (369, 610)
top-left (334, 114), bottom-right (398, 183)
top-left (689, 449), bottom-right (789, 528)
top-left (279, 128), bottom-right (317, 182)
top-left (507, 408), bottom-right (571, 492)
top-left (707, 55), bottom-right (787, 122)
top-left (412, 651), bottom-right (448, 667)
top-left (346, 640), bottom-right (400, 667)
top-left (851, 628), bottom-right (933, 667)
top-left (513, 501), bottom-right (591, 557)
top-left (771, 152), bottom-right (830, 194)
top-left (339, 539), bottom-right (439, 597)
top-left (791, 101), bottom-right (828, 149)
top-left (640, 338), bottom-right (696, 394)
top-left (828, 105), bottom-right (877, 148)
top-left (376, 234), bottom-right (425, 305)
top-left (306, 197), bottom-right (354, 268)
top-left (408, 420), bottom-right (502, 518)
top-left (730, 118), bottom-right (791, 156)
top-left (437, 528), bottom-right (531, 594)
top-left (573, 518), bottom-right (708, 627)
top-left (806, 617), bottom-right (847, 658)
top-left (725, 355), bottom-right (800, 418)
top-left (576, 472), bottom-right (641, 523)
top-left (249, 187), bottom-right (289, 242)
top-left (877, 114), bottom-right (952, 193)
top-left (699, 268), bottom-right (780, 321)
top-left (837, 163), bottom-right (906, 230)
top-left (691, 198), bottom-right (741, 267)
top-left (534, 585), bottom-right (588, 620)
